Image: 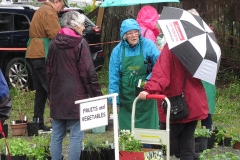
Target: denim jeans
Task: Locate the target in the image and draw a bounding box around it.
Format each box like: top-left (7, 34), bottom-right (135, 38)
top-left (50, 119), bottom-right (84, 160)
top-left (27, 58), bottom-right (48, 126)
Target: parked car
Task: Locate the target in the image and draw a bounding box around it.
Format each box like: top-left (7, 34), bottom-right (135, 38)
top-left (0, 2), bottom-right (104, 89)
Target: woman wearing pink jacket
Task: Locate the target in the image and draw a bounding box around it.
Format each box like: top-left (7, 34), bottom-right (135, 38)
top-left (136, 5), bottom-right (160, 45)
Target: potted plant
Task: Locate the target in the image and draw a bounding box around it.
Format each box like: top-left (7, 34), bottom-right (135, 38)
top-left (194, 128), bottom-right (212, 152)
top-left (98, 141), bottom-right (114, 160)
top-left (231, 134), bottom-right (240, 149)
top-left (81, 136), bottom-right (106, 160)
top-left (0, 137), bottom-right (34, 160)
top-left (215, 128), bottom-right (232, 146)
top-left (31, 135), bottom-right (51, 160)
top-left (214, 128), bottom-right (223, 145)
top-left (135, 80), bottom-right (146, 96)
top-left (118, 130), bottom-right (144, 160)
top-left (10, 87), bottom-right (29, 136)
top-left (223, 130), bottom-right (232, 147)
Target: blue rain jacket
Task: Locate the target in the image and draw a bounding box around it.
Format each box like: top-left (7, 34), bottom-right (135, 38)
top-left (0, 69), bottom-right (9, 101)
top-left (108, 18), bottom-right (160, 105)
top-left (0, 69), bottom-right (12, 121)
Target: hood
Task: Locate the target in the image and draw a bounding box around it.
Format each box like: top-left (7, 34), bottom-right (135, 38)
top-left (120, 18), bottom-right (141, 40)
top-left (54, 28), bottom-right (82, 49)
top-left (136, 5), bottom-right (160, 36)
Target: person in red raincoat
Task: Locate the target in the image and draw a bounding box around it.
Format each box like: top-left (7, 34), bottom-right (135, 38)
top-left (138, 44), bottom-right (209, 160)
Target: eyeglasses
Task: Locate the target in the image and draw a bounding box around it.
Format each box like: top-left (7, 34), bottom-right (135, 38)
top-left (126, 30), bottom-right (139, 37)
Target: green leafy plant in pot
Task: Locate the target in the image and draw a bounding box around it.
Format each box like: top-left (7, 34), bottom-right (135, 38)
top-left (215, 128), bottom-right (226, 145)
top-left (119, 130), bottom-right (144, 160)
top-left (81, 136), bottom-right (105, 160)
top-left (10, 87), bottom-right (31, 136)
top-left (230, 134), bottom-right (240, 149)
top-left (31, 135), bottom-right (51, 159)
top-left (194, 128), bottom-right (212, 152)
top-left (0, 137), bottom-right (34, 160)
top-left (135, 80), bottom-right (146, 96)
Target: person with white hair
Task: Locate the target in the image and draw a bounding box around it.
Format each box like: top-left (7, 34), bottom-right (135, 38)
top-left (46, 11), bottom-right (103, 160)
top-left (188, 8), bottom-right (200, 16)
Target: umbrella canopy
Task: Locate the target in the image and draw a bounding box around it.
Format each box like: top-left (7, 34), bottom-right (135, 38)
top-left (100, 0), bottom-right (179, 7)
top-left (158, 7), bottom-right (221, 85)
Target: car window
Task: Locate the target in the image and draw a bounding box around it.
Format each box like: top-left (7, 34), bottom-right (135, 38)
top-left (0, 13), bottom-right (11, 31)
top-left (14, 14), bottom-right (29, 30)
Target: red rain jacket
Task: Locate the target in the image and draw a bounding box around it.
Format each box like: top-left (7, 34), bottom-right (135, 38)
top-left (144, 44), bottom-right (208, 123)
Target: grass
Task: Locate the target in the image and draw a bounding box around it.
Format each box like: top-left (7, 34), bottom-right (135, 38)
top-left (3, 62), bottom-right (240, 154)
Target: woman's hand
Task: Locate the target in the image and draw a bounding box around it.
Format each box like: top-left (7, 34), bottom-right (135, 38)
top-left (138, 91), bottom-right (149, 100)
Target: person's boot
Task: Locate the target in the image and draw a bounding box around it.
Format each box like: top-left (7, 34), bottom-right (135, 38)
top-left (39, 124), bottom-right (51, 131)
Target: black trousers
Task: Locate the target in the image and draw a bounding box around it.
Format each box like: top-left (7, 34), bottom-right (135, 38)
top-left (28, 58), bottom-right (48, 127)
top-left (201, 114), bottom-right (212, 130)
top-left (160, 120), bottom-right (198, 160)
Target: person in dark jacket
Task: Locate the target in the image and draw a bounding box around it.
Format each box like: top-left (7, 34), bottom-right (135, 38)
top-left (46, 11), bottom-right (102, 160)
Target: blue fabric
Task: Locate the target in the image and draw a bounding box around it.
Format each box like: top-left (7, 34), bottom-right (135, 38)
top-left (0, 69), bottom-right (9, 101)
top-left (108, 19), bottom-right (160, 105)
top-left (120, 18), bottom-right (141, 39)
top-left (50, 119), bottom-right (84, 160)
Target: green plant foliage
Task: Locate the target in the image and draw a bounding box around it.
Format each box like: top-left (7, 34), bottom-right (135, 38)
top-left (82, 5), bottom-right (92, 14)
top-left (213, 72), bottom-right (240, 127)
top-left (83, 134), bottom-right (110, 153)
top-left (194, 128), bottom-right (212, 138)
top-left (199, 148), bottom-right (240, 160)
top-left (230, 134), bottom-right (240, 147)
top-left (10, 86), bottom-right (35, 121)
top-left (30, 135), bottom-right (51, 159)
top-left (0, 138), bottom-right (33, 158)
top-left (159, 138), bottom-right (166, 156)
top-left (119, 130), bottom-right (142, 152)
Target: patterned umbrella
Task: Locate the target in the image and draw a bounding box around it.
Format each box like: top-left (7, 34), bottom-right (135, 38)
top-left (100, 0), bottom-right (179, 7)
top-left (158, 7), bottom-right (221, 85)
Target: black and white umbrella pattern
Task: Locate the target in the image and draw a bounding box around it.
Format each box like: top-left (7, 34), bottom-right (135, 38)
top-left (158, 7), bottom-right (221, 85)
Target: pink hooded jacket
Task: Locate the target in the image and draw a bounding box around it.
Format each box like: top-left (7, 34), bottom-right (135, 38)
top-left (136, 5), bottom-right (160, 44)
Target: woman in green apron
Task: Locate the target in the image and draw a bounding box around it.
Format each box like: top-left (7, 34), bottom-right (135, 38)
top-left (108, 18), bottom-right (160, 131)
top-left (201, 80), bottom-right (216, 130)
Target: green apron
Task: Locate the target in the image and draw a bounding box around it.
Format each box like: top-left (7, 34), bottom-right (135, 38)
top-left (118, 43), bottom-right (159, 131)
top-left (202, 80), bottom-right (216, 114)
top-left (26, 37), bottom-right (51, 59)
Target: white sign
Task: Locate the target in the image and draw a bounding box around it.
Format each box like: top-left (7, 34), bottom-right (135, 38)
top-left (79, 98), bottom-right (108, 131)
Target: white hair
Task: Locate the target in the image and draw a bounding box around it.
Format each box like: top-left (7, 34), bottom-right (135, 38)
top-left (123, 34), bottom-right (126, 40)
top-left (61, 11), bottom-right (85, 28)
top-left (188, 8), bottom-right (200, 16)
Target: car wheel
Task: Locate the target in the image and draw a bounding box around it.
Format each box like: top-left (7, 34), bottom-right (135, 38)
top-left (5, 57), bottom-right (32, 89)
